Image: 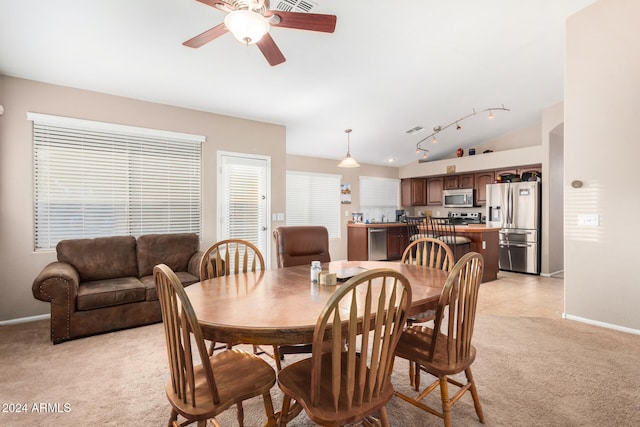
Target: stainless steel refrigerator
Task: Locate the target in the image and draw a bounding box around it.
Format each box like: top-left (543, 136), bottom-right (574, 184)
top-left (486, 181), bottom-right (541, 274)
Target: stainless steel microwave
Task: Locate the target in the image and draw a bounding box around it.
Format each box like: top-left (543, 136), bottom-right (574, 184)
top-left (443, 188), bottom-right (474, 208)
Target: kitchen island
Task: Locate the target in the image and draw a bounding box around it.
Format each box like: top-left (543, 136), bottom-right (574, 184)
top-left (347, 222), bottom-right (500, 283)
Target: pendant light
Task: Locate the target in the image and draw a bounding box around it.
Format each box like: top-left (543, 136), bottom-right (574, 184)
top-left (338, 129), bottom-right (360, 168)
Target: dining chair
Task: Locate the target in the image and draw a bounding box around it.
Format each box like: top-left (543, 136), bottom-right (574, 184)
top-left (429, 216), bottom-right (472, 261)
top-left (400, 237), bottom-right (455, 388)
top-left (199, 239), bottom-right (265, 280)
top-left (277, 268), bottom-right (412, 427)
top-left (153, 264), bottom-right (277, 427)
top-left (393, 252), bottom-right (485, 427)
top-left (273, 226), bottom-right (331, 268)
top-left (272, 226), bottom-right (331, 366)
top-left (198, 239), bottom-right (276, 362)
top-left (405, 216), bottom-right (429, 242)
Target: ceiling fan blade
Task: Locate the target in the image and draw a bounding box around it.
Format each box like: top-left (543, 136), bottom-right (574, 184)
top-left (256, 33), bottom-right (286, 66)
top-left (183, 23), bottom-right (228, 48)
top-left (267, 11), bottom-right (337, 33)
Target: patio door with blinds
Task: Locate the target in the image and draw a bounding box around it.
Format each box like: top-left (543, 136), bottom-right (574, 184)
top-left (217, 152), bottom-right (270, 262)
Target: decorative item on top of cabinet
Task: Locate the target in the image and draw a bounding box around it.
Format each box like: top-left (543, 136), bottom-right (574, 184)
top-left (495, 165), bottom-right (541, 183)
top-left (426, 177), bottom-right (444, 206)
top-left (401, 178), bottom-right (426, 206)
top-left (474, 171), bottom-right (495, 206)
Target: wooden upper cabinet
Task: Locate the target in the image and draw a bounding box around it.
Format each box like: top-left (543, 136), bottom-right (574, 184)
top-left (474, 171), bottom-right (495, 206)
top-left (401, 178), bottom-right (426, 206)
top-left (444, 173), bottom-right (474, 189)
top-left (443, 175), bottom-right (459, 190)
top-left (426, 177), bottom-right (444, 206)
top-left (458, 173), bottom-right (475, 189)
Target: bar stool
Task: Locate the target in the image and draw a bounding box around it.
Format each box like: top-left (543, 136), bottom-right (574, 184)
top-left (429, 216), bottom-right (472, 261)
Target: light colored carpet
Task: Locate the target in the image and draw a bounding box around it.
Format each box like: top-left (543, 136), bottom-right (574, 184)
top-left (1, 315), bottom-right (639, 426)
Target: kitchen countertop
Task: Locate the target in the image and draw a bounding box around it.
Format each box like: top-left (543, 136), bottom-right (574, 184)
top-left (347, 222), bottom-right (501, 232)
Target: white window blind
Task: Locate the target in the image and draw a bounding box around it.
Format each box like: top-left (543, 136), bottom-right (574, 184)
top-left (286, 171), bottom-right (341, 238)
top-left (359, 176), bottom-right (400, 222)
top-left (30, 113), bottom-right (203, 250)
top-left (218, 153), bottom-right (269, 259)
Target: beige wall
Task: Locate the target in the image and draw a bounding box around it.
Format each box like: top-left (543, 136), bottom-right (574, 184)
top-left (0, 76), bottom-right (286, 321)
top-left (565, 0), bottom-right (640, 331)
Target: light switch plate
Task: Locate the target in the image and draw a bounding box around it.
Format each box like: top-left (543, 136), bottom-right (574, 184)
top-left (577, 214), bottom-right (599, 226)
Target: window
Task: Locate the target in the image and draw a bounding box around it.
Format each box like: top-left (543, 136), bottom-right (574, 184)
top-left (286, 171), bottom-right (341, 238)
top-left (30, 113), bottom-right (203, 250)
top-left (359, 176), bottom-right (400, 222)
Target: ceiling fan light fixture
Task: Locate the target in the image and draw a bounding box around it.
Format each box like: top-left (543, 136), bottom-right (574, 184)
top-left (224, 10), bottom-right (270, 45)
top-left (338, 129), bottom-right (360, 168)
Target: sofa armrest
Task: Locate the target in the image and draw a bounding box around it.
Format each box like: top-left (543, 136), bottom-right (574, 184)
top-left (32, 261), bottom-right (80, 304)
top-left (32, 261), bottom-right (80, 344)
top-left (188, 251), bottom-right (204, 280)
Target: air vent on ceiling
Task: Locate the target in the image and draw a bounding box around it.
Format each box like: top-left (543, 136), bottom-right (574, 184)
top-left (274, 0), bottom-right (317, 13)
top-left (405, 126), bottom-right (425, 135)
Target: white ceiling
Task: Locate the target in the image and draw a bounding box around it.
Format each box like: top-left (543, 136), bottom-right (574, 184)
top-left (0, 0), bottom-right (595, 166)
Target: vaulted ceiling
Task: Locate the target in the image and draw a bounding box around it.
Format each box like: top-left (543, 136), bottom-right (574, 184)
top-left (0, 0), bottom-right (596, 166)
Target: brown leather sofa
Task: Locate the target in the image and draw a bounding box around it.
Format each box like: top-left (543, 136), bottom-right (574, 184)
top-left (273, 226), bottom-right (331, 268)
top-left (32, 233), bottom-right (202, 344)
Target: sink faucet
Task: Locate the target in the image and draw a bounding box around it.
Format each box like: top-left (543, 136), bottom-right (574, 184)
top-left (381, 214), bottom-right (386, 223)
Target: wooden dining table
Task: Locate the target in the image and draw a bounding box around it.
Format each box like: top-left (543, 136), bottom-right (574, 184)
top-left (185, 260), bottom-right (448, 347)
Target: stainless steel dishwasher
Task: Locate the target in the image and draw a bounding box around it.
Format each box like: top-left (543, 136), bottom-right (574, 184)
top-left (368, 227), bottom-right (387, 261)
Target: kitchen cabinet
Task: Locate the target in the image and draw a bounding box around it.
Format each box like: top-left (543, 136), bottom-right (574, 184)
top-left (426, 177), bottom-right (444, 206)
top-left (401, 178), bottom-right (427, 206)
top-left (474, 171), bottom-right (495, 206)
top-left (347, 226), bottom-right (368, 261)
top-left (386, 226), bottom-right (409, 260)
top-left (444, 173), bottom-right (474, 190)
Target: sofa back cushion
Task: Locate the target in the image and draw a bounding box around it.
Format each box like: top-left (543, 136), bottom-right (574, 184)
top-left (57, 236), bottom-right (138, 282)
top-left (136, 233), bottom-right (199, 278)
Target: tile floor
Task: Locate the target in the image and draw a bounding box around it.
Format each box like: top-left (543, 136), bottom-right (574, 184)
top-left (477, 271), bottom-right (564, 319)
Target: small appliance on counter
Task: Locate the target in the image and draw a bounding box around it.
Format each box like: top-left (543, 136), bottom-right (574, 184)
top-left (351, 212), bottom-right (363, 223)
top-left (395, 209), bottom-right (406, 222)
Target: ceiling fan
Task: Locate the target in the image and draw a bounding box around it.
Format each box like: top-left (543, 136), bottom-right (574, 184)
top-left (183, 0), bottom-right (337, 66)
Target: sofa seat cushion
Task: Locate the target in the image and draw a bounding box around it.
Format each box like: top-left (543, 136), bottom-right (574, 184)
top-left (77, 277), bottom-right (146, 311)
top-left (140, 272), bottom-right (199, 301)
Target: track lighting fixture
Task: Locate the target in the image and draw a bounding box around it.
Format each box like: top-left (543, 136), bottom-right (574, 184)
top-left (415, 105), bottom-right (510, 156)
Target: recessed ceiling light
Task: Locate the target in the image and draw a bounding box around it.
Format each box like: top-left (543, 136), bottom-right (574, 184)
top-left (387, 157), bottom-right (397, 163)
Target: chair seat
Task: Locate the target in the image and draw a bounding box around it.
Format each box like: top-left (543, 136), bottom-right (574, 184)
top-left (395, 325), bottom-right (477, 376)
top-left (166, 349), bottom-right (276, 420)
top-left (277, 352), bottom-right (395, 426)
top-left (437, 235), bottom-right (472, 245)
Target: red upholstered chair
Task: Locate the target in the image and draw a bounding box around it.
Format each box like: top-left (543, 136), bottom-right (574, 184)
top-left (273, 226), bottom-right (331, 268)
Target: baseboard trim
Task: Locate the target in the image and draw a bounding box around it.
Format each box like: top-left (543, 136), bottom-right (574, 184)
top-left (563, 313), bottom-right (640, 336)
top-left (0, 313), bottom-right (50, 326)
top-left (541, 269), bottom-right (564, 278)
